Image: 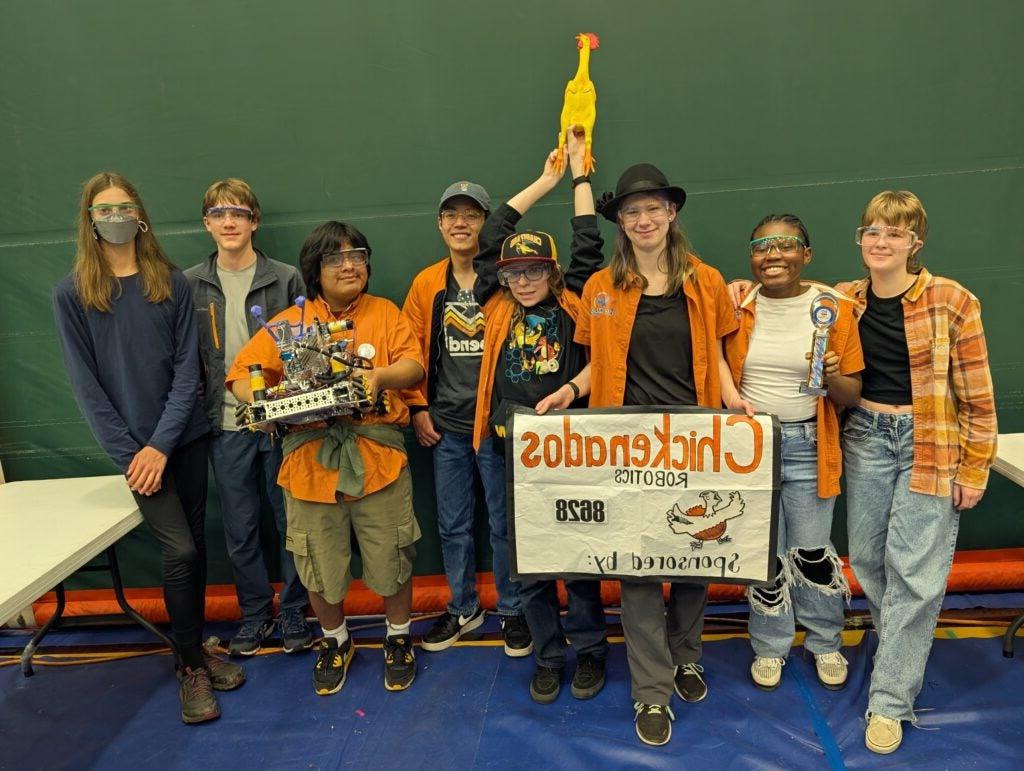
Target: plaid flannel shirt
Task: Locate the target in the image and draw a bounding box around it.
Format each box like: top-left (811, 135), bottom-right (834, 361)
top-left (838, 269), bottom-right (998, 496)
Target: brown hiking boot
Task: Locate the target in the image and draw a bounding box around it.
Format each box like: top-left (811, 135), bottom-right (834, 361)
top-left (203, 651), bottom-right (246, 691)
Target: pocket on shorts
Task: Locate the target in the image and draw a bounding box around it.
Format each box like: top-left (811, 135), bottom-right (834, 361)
top-left (285, 527), bottom-right (325, 594)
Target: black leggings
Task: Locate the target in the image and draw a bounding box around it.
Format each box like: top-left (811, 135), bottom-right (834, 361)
top-left (131, 435), bottom-right (209, 669)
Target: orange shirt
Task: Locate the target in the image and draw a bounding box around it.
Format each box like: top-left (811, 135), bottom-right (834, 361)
top-left (723, 283), bottom-right (864, 498)
top-left (574, 257), bottom-right (739, 409)
top-left (226, 293), bottom-right (423, 503)
top-left (838, 270), bottom-right (997, 495)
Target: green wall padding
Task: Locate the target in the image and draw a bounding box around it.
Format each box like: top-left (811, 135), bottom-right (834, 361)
top-left (2, 1), bottom-right (1021, 590)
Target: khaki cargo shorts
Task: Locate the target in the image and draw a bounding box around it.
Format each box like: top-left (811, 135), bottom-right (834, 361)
top-left (283, 466), bottom-right (420, 604)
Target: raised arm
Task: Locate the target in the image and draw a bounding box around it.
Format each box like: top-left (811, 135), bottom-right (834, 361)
top-left (474, 145), bottom-right (568, 303)
top-left (563, 130), bottom-right (603, 295)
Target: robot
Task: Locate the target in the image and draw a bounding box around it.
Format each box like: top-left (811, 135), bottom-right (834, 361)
top-left (237, 296), bottom-right (388, 432)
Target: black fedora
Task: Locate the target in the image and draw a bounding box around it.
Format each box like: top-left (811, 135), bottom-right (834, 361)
top-left (596, 163), bottom-right (687, 222)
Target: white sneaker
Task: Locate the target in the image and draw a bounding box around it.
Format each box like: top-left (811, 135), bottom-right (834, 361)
top-left (750, 656), bottom-right (784, 690)
top-left (814, 651), bottom-right (848, 690)
top-left (865, 714), bottom-right (902, 754)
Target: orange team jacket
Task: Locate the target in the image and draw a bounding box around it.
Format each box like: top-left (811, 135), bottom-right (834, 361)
top-left (723, 283), bottom-right (864, 498)
top-left (574, 256), bottom-right (739, 409)
top-left (226, 293), bottom-right (424, 504)
top-left (472, 290), bottom-right (586, 451)
top-left (401, 257), bottom-right (503, 410)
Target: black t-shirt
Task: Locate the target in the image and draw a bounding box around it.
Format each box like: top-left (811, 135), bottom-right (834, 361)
top-left (624, 292), bottom-right (697, 407)
top-left (859, 285), bottom-right (913, 405)
top-left (430, 272), bottom-right (485, 434)
top-left (491, 295), bottom-right (586, 435)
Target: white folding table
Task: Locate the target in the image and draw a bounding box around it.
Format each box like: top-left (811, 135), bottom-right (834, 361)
top-left (992, 433), bottom-right (1024, 656)
top-left (0, 474), bottom-right (175, 675)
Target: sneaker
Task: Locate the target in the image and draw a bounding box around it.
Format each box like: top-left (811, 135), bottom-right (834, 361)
top-left (814, 651), bottom-right (848, 690)
top-left (634, 702), bottom-right (674, 746)
top-left (312, 637), bottom-right (355, 696)
top-left (280, 608), bottom-right (314, 654)
top-left (673, 662), bottom-right (707, 703)
top-left (420, 608), bottom-right (485, 652)
top-left (202, 651), bottom-right (246, 691)
top-left (228, 618), bottom-right (275, 657)
top-left (530, 665), bottom-right (562, 704)
top-left (178, 667), bottom-right (220, 724)
top-left (570, 654), bottom-right (606, 700)
top-left (865, 714), bottom-right (902, 754)
top-left (500, 615), bottom-right (534, 658)
top-left (383, 634), bottom-right (416, 691)
top-left (751, 656), bottom-right (785, 690)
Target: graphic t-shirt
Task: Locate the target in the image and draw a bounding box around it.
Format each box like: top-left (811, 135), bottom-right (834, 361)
top-left (491, 295), bottom-right (586, 437)
top-left (430, 272), bottom-right (485, 434)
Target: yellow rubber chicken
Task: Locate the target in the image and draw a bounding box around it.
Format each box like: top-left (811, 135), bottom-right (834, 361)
top-left (555, 32), bottom-right (600, 176)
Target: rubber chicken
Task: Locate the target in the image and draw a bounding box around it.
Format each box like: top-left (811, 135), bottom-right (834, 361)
top-left (555, 32), bottom-right (600, 176)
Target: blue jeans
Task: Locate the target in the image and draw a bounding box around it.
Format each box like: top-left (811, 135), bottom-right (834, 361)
top-left (748, 422), bottom-right (847, 659)
top-left (519, 578), bottom-right (608, 668)
top-left (209, 430), bottom-right (308, 622)
top-left (433, 432), bottom-right (520, 617)
top-left (843, 406), bottom-right (960, 721)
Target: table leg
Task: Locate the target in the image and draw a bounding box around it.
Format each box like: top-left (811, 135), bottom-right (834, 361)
top-left (20, 583), bottom-right (66, 677)
top-left (1003, 611), bottom-right (1024, 658)
top-left (106, 545), bottom-right (180, 666)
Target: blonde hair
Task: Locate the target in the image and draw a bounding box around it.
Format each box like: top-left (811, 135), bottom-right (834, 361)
top-left (74, 172), bottom-right (174, 312)
top-left (506, 262), bottom-right (566, 331)
top-left (202, 178), bottom-right (261, 219)
top-left (611, 195), bottom-right (694, 294)
top-left (861, 190), bottom-right (928, 272)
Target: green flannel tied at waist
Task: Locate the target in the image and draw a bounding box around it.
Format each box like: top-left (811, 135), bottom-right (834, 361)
top-left (281, 422), bottom-right (406, 498)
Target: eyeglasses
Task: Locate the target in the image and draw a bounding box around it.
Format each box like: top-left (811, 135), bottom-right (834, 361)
top-left (322, 248), bottom-right (369, 269)
top-left (205, 205), bottom-right (254, 222)
top-left (856, 225), bottom-right (916, 246)
top-left (498, 264), bottom-right (551, 286)
top-left (88, 203), bottom-right (140, 219)
top-left (619, 202), bottom-right (672, 225)
top-left (440, 209), bottom-right (484, 225)
top-left (750, 235), bottom-right (806, 257)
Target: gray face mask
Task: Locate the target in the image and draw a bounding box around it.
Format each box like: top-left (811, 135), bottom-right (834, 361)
top-left (93, 215), bottom-right (148, 244)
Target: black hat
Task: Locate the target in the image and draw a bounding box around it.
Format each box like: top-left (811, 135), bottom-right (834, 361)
top-left (497, 230), bottom-right (558, 268)
top-left (596, 163), bottom-right (687, 222)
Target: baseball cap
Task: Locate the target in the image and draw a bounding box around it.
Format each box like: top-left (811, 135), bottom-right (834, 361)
top-left (438, 180), bottom-right (491, 215)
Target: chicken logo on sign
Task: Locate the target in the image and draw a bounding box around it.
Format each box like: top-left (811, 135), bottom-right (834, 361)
top-left (666, 491), bottom-right (746, 551)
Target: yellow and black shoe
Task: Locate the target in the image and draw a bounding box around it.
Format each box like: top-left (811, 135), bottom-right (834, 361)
top-left (312, 637), bottom-right (354, 696)
top-left (383, 634), bottom-right (416, 691)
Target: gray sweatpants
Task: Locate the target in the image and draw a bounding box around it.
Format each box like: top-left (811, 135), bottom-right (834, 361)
top-left (620, 580), bottom-right (707, 705)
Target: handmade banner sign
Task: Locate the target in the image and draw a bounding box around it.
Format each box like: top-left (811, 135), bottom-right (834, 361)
top-left (508, 407), bottom-right (780, 584)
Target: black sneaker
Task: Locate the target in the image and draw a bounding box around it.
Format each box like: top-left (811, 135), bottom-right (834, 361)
top-left (634, 702), bottom-right (674, 746)
top-left (280, 608), bottom-right (314, 654)
top-left (530, 665), bottom-right (562, 704)
top-left (202, 651), bottom-right (246, 691)
top-left (673, 662), bottom-right (707, 703)
top-left (500, 615), bottom-right (534, 658)
top-left (570, 654), bottom-right (606, 700)
top-left (383, 634), bottom-right (416, 691)
top-left (312, 637), bottom-right (354, 696)
top-left (420, 608), bottom-right (485, 652)
top-left (178, 667), bottom-right (220, 724)
top-left (228, 618), bottom-right (275, 657)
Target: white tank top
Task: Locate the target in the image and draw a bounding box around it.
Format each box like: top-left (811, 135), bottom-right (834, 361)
top-left (739, 289), bottom-right (819, 422)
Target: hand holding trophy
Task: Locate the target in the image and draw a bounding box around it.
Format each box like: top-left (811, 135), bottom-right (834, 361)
top-left (799, 293), bottom-right (840, 397)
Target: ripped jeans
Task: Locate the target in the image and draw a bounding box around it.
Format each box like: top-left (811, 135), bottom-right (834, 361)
top-left (748, 421), bottom-right (849, 659)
